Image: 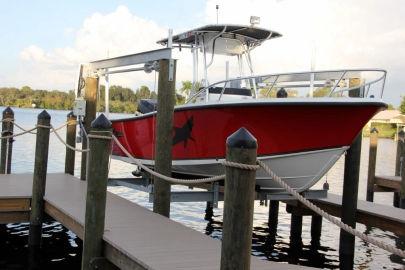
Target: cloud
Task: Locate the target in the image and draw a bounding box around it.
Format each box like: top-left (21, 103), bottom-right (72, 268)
top-left (17, 6), bottom-right (172, 90)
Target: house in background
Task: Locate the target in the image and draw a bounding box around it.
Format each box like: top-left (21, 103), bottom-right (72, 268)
top-left (367, 110), bottom-right (405, 140)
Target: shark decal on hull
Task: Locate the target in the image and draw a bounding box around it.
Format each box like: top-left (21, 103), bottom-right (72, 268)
top-left (173, 116), bottom-right (195, 147)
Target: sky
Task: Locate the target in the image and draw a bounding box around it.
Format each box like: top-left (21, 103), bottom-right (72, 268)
top-left (0, 0), bottom-right (404, 105)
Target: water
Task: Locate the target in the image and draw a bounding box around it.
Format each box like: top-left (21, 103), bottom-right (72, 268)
top-left (0, 107), bottom-right (404, 269)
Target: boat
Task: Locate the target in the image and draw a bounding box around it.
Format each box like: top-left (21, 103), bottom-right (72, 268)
top-left (109, 23), bottom-right (387, 192)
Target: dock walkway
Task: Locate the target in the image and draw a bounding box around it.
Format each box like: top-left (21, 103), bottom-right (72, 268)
top-left (0, 173), bottom-right (312, 270)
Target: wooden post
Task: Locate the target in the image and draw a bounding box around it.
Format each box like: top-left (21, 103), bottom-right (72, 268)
top-left (339, 132), bottom-right (362, 269)
top-left (205, 201), bottom-right (214, 221)
top-left (289, 213), bottom-right (303, 251)
top-left (28, 110), bottom-right (51, 248)
top-left (366, 126), bottom-right (378, 202)
top-left (401, 159), bottom-right (405, 209)
top-left (310, 214), bottom-right (323, 248)
top-left (394, 130), bottom-right (404, 207)
top-left (268, 200), bottom-right (279, 235)
top-left (339, 81), bottom-right (362, 269)
top-left (220, 127), bottom-right (257, 270)
top-left (0, 107), bottom-right (14, 174)
top-left (80, 76), bottom-right (98, 180)
top-left (398, 131), bottom-right (405, 209)
top-left (65, 111), bottom-right (77, 175)
top-left (81, 114), bottom-right (112, 270)
top-left (153, 59), bottom-right (176, 217)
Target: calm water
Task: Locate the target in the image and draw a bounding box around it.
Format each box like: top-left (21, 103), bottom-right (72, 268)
top-left (0, 107), bottom-right (404, 269)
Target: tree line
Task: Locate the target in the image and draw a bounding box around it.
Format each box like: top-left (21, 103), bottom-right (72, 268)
top-left (0, 82), bottom-right (402, 113)
top-left (0, 85), bottom-right (186, 113)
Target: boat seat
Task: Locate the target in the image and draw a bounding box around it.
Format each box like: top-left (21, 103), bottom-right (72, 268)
top-left (137, 99), bottom-right (157, 114)
top-left (208, 87), bottom-right (252, 96)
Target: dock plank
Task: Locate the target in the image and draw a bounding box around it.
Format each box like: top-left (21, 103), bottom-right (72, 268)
top-left (374, 175), bottom-right (401, 190)
top-left (314, 193), bottom-right (405, 236)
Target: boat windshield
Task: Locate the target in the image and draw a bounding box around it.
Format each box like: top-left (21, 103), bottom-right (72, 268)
top-left (186, 69), bottom-right (387, 103)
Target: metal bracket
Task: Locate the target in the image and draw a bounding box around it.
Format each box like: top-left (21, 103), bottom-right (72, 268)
top-left (108, 177), bottom-right (153, 193)
top-left (148, 190), bottom-right (224, 204)
top-left (212, 182), bottom-right (219, 208)
top-left (265, 189), bottom-right (327, 201)
top-left (168, 59), bottom-right (174, 81)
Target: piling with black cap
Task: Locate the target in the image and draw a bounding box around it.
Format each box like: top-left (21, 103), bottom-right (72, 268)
top-left (65, 111), bottom-right (77, 175)
top-left (366, 126), bottom-right (378, 202)
top-left (220, 127), bottom-right (257, 270)
top-left (394, 130), bottom-right (405, 207)
top-left (0, 107), bottom-right (14, 174)
top-left (153, 59), bottom-right (177, 217)
top-left (28, 110), bottom-right (51, 248)
top-left (81, 114), bottom-right (112, 270)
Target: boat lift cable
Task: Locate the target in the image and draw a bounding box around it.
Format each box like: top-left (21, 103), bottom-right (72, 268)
top-left (111, 134), bottom-right (405, 258)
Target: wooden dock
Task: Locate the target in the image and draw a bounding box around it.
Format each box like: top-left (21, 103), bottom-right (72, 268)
top-left (0, 173), bottom-right (313, 270)
top-left (314, 194), bottom-right (405, 236)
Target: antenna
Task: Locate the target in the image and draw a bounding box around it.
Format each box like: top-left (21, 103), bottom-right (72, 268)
top-left (216, 5), bottom-right (219, 24)
top-left (250, 16), bottom-right (260, 27)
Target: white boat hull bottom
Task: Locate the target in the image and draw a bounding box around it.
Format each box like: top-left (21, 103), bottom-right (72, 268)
top-left (113, 147), bottom-right (348, 192)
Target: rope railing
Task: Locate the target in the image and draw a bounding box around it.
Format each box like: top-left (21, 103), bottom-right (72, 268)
top-left (112, 135), bottom-right (225, 184)
top-left (0, 120), bottom-right (87, 152)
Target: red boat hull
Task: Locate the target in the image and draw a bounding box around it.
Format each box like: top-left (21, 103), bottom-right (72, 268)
top-left (111, 100), bottom-right (385, 161)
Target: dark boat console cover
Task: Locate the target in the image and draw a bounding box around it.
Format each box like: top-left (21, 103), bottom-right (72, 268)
top-left (208, 87), bottom-right (252, 96)
top-left (137, 99), bottom-right (157, 114)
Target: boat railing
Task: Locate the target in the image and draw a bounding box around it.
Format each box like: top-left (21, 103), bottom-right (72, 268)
top-left (186, 69), bottom-right (387, 103)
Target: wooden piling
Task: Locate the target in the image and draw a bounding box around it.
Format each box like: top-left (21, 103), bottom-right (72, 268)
top-left (310, 215), bottom-right (323, 248)
top-left (268, 200), bottom-right (279, 235)
top-left (28, 110), bottom-right (51, 248)
top-left (205, 201), bottom-right (214, 221)
top-left (366, 126), bottom-right (378, 202)
top-left (65, 112), bottom-right (77, 175)
top-left (394, 130), bottom-right (404, 207)
top-left (80, 76), bottom-right (98, 181)
top-left (401, 159), bottom-right (405, 209)
top-left (153, 59), bottom-right (176, 217)
top-left (339, 132), bottom-right (362, 270)
top-left (81, 114), bottom-right (112, 270)
top-left (0, 107), bottom-right (14, 174)
top-left (220, 127), bottom-right (257, 270)
top-left (289, 213), bottom-right (303, 251)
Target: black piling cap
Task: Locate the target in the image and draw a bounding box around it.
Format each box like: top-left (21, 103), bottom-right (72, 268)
top-left (226, 127), bottom-right (257, 149)
top-left (38, 110), bottom-right (51, 120)
top-left (370, 127), bottom-right (378, 134)
top-left (67, 111), bottom-right (76, 118)
top-left (91, 113), bottom-right (112, 129)
top-left (3, 106), bottom-right (14, 116)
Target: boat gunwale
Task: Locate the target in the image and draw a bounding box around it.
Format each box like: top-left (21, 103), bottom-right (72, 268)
top-left (110, 99), bottom-right (387, 123)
